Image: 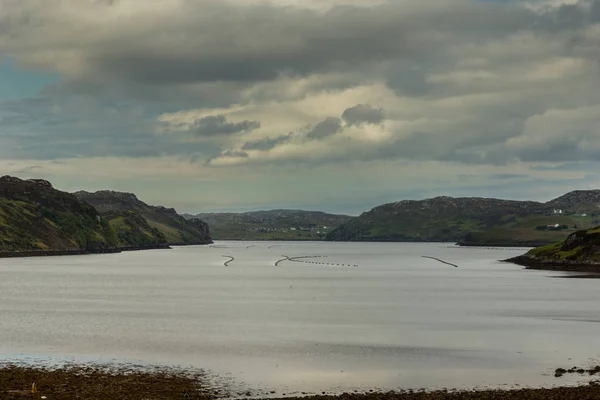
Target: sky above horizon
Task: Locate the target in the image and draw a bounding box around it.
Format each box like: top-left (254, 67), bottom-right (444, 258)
top-left (1, 0), bottom-right (600, 215)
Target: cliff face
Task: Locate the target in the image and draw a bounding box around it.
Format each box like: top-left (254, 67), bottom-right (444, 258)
top-left (74, 190), bottom-right (212, 245)
top-left (0, 176), bottom-right (118, 251)
top-left (183, 218), bottom-right (211, 244)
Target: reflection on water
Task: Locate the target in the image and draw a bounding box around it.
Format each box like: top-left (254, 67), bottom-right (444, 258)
top-left (1, 242), bottom-right (600, 393)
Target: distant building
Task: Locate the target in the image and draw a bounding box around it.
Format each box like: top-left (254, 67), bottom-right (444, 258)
top-left (582, 213), bottom-right (588, 217)
top-left (290, 227), bottom-right (297, 231)
top-left (553, 209), bottom-right (563, 214)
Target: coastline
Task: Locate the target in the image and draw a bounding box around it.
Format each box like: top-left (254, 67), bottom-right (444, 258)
top-left (0, 248), bottom-right (121, 259)
top-left (458, 241), bottom-right (548, 248)
top-left (504, 255), bottom-right (600, 273)
top-left (2, 363), bottom-right (600, 400)
top-left (0, 243), bottom-right (217, 259)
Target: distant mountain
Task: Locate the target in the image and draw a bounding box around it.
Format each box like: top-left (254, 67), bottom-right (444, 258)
top-left (182, 209), bottom-right (352, 240)
top-left (0, 176), bottom-right (118, 252)
top-left (74, 191), bottom-right (212, 246)
top-left (325, 191), bottom-right (600, 246)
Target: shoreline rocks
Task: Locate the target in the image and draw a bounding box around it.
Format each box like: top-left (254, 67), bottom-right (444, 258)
top-left (0, 244), bottom-right (174, 259)
top-left (504, 255), bottom-right (600, 272)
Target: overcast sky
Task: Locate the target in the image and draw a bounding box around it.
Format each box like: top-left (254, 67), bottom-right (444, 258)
top-left (1, 0), bottom-right (600, 215)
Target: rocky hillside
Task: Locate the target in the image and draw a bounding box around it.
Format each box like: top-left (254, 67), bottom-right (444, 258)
top-left (75, 191), bottom-right (211, 246)
top-left (507, 226), bottom-right (600, 271)
top-left (545, 190), bottom-right (600, 212)
top-left (326, 191), bottom-right (600, 245)
top-left (0, 176), bottom-right (118, 252)
top-left (183, 210), bottom-right (351, 240)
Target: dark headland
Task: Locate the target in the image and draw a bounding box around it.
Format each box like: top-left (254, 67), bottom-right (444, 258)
top-left (0, 175), bottom-right (211, 258)
top-left (505, 226), bottom-right (600, 273)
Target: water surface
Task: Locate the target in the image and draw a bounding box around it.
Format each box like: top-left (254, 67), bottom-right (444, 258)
top-left (1, 242), bottom-right (599, 393)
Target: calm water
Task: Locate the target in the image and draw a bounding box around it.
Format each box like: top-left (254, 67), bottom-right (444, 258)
top-left (2, 242), bottom-right (600, 393)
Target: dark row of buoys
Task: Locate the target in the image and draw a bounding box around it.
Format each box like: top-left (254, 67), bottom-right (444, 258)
top-left (421, 256), bottom-right (458, 268)
top-left (222, 255), bottom-right (235, 266)
top-left (285, 255), bottom-right (358, 267)
top-left (288, 255), bottom-right (327, 261)
top-left (448, 246), bottom-right (529, 251)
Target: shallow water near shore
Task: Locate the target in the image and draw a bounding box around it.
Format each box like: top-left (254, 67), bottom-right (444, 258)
top-left (2, 242), bottom-right (600, 394)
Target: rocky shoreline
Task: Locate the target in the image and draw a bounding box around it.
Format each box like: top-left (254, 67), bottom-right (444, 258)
top-left (0, 244), bottom-right (173, 259)
top-left (504, 255), bottom-right (600, 273)
top-left (2, 363), bottom-right (600, 400)
top-left (458, 241), bottom-right (547, 248)
top-left (170, 240), bottom-right (214, 246)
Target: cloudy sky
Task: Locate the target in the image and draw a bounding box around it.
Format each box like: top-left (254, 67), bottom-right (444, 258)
top-left (1, 0), bottom-right (600, 214)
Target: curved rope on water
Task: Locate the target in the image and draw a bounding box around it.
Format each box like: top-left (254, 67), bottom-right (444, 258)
top-left (275, 255), bottom-right (290, 266)
top-left (222, 255), bottom-right (235, 267)
top-left (421, 256), bottom-right (458, 268)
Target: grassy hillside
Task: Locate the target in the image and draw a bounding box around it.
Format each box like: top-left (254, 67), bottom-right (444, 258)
top-left (104, 210), bottom-right (168, 247)
top-left (326, 192), bottom-right (600, 245)
top-left (507, 226), bottom-right (600, 270)
top-left (183, 210), bottom-right (351, 240)
top-left (75, 191), bottom-right (212, 245)
top-left (0, 176), bottom-right (118, 252)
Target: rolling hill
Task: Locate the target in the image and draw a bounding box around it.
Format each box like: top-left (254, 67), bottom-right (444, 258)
top-left (325, 191), bottom-right (600, 246)
top-left (0, 176), bottom-right (118, 252)
top-left (182, 210), bottom-right (352, 240)
top-left (74, 190), bottom-right (212, 246)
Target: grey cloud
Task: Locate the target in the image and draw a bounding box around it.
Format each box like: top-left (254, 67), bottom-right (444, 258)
top-left (0, 0), bottom-right (539, 92)
top-left (537, 3), bottom-right (587, 31)
top-left (342, 104), bottom-right (385, 126)
top-left (11, 165), bottom-right (44, 174)
top-left (306, 117), bottom-right (342, 140)
top-left (535, 0), bottom-right (600, 30)
top-left (222, 150), bottom-right (249, 158)
top-left (3, 0), bottom-right (600, 172)
top-left (203, 149), bottom-right (249, 166)
top-left (0, 114), bottom-right (33, 126)
top-left (191, 115), bottom-right (260, 136)
top-left (0, 96), bottom-right (219, 160)
top-left (592, 0), bottom-right (600, 22)
top-left (529, 162), bottom-right (592, 171)
top-left (489, 173), bottom-right (528, 180)
top-left (242, 133), bottom-right (293, 151)
top-left (385, 66), bottom-right (431, 97)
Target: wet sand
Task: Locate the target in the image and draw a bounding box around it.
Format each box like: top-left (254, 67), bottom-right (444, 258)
top-left (2, 364), bottom-right (600, 400)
